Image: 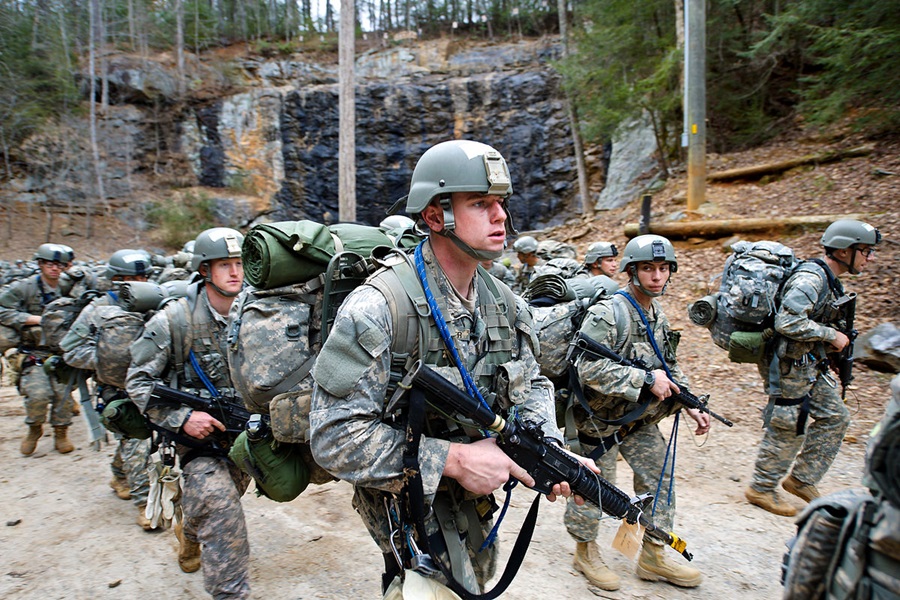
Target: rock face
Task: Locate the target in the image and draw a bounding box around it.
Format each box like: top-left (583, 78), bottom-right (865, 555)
top-left (179, 39), bottom-right (580, 230)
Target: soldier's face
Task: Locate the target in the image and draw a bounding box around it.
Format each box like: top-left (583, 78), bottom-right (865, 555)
top-left (206, 257), bottom-right (244, 295)
top-left (424, 192), bottom-right (508, 257)
top-left (598, 256), bottom-right (618, 276)
top-left (634, 261), bottom-right (670, 294)
top-left (38, 260), bottom-right (68, 285)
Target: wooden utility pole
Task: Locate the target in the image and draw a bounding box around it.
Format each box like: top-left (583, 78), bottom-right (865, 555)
top-left (685, 0), bottom-right (706, 212)
top-left (338, 0), bottom-right (356, 222)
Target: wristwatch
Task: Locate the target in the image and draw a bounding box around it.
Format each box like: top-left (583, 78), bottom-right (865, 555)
top-left (644, 371), bottom-right (656, 388)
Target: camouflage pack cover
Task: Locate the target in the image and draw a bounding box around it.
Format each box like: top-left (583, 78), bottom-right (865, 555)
top-left (0, 322), bottom-right (20, 353)
top-left (94, 304), bottom-right (147, 388)
top-left (40, 291), bottom-right (102, 352)
top-left (536, 239), bottom-right (577, 261)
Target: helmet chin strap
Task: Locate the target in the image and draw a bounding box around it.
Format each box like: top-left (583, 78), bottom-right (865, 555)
top-left (828, 249), bottom-right (860, 275)
top-left (430, 197), bottom-right (514, 262)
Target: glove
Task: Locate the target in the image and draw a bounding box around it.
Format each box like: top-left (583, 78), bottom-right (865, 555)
top-left (160, 472), bottom-right (181, 522)
top-left (145, 463), bottom-right (165, 529)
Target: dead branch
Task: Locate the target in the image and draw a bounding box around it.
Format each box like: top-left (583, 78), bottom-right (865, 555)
top-left (707, 144), bottom-right (875, 182)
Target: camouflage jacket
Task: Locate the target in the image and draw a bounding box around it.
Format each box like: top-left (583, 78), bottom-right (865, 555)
top-left (774, 260), bottom-right (844, 363)
top-left (0, 273), bottom-right (61, 329)
top-left (310, 241), bottom-right (558, 503)
top-left (126, 283), bottom-right (235, 432)
top-left (573, 292), bottom-right (687, 437)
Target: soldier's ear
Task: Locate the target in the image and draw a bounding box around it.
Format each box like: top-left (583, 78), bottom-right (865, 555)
top-left (420, 202), bottom-right (444, 233)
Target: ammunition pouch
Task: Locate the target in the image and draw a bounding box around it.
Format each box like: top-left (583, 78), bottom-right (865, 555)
top-left (101, 398), bottom-right (152, 439)
top-left (228, 430), bottom-right (310, 502)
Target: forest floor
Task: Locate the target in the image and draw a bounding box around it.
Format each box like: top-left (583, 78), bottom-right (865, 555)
top-left (0, 127), bottom-right (898, 599)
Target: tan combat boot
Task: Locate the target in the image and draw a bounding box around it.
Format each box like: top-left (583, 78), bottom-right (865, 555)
top-left (109, 476), bottom-right (132, 500)
top-left (782, 475), bottom-right (820, 503)
top-left (174, 521), bottom-right (201, 573)
top-left (573, 541), bottom-right (621, 591)
top-left (20, 425), bottom-right (43, 456)
top-left (636, 543), bottom-right (703, 588)
top-left (745, 486), bottom-right (798, 517)
top-left (52, 426), bottom-right (74, 454)
top-left (135, 504), bottom-right (157, 531)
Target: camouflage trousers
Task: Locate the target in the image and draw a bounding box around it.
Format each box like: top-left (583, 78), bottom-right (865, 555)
top-left (750, 374), bottom-right (850, 492)
top-left (110, 436), bottom-right (152, 506)
top-left (181, 456), bottom-right (251, 600)
top-left (565, 423), bottom-right (676, 547)
top-left (19, 364), bottom-right (73, 427)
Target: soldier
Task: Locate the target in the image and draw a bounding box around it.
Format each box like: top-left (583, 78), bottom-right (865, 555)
top-left (584, 242), bottom-right (619, 278)
top-left (61, 249), bottom-right (157, 530)
top-left (0, 243), bottom-right (77, 456)
top-left (745, 219), bottom-right (881, 517)
top-left (310, 140), bottom-right (591, 596)
top-left (565, 234), bottom-right (708, 590)
top-left (512, 234), bottom-right (542, 293)
top-left (481, 258), bottom-right (517, 288)
top-left (126, 228), bottom-right (251, 598)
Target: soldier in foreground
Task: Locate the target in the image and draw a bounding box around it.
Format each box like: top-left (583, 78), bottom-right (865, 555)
top-left (310, 140), bottom-right (590, 597)
top-left (745, 219), bottom-right (881, 516)
top-left (0, 243), bottom-right (77, 456)
top-left (565, 234), bottom-right (708, 590)
top-left (126, 228), bottom-right (251, 598)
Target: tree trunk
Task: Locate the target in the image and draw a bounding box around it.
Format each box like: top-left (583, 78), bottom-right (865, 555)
top-left (175, 0), bottom-right (185, 96)
top-left (707, 145), bottom-right (876, 182)
top-left (556, 0), bottom-right (590, 215)
top-left (623, 213), bottom-right (872, 240)
top-left (87, 0), bottom-right (105, 238)
top-left (339, 0), bottom-right (357, 222)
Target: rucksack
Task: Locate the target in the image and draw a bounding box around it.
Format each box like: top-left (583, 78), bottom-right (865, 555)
top-left (782, 405), bottom-right (900, 600)
top-left (93, 305), bottom-right (149, 388)
top-left (690, 240), bottom-right (797, 363)
top-left (536, 239), bottom-right (577, 261)
top-left (41, 290), bottom-right (103, 352)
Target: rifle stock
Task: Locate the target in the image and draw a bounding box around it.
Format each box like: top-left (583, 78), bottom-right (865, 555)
top-left (569, 332), bottom-right (733, 427)
top-left (398, 360), bottom-right (693, 560)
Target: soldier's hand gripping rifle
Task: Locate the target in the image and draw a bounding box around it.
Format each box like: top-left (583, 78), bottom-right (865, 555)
top-left (397, 360), bottom-right (694, 561)
top-left (828, 292), bottom-right (857, 400)
top-left (569, 332), bottom-right (734, 428)
top-left (147, 384), bottom-right (261, 441)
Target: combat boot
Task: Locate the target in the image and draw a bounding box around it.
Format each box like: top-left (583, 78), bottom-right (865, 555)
top-left (52, 426), bottom-right (74, 454)
top-left (109, 476), bottom-right (131, 500)
top-left (174, 521), bottom-right (201, 573)
top-left (135, 504), bottom-right (157, 531)
top-left (636, 543), bottom-right (703, 588)
top-left (573, 541), bottom-right (620, 590)
top-left (745, 486), bottom-right (798, 517)
top-left (782, 475), bottom-right (820, 503)
top-left (20, 425), bottom-right (43, 456)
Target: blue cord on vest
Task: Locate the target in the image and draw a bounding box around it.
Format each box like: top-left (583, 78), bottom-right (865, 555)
top-left (615, 290), bottom-right (679, 514)
top-left (414, 242), bottom-right (514, 546)
top-left (189, 349), bottom-right (220, 398)
top-left (413, 243), bottom-right (491, 413)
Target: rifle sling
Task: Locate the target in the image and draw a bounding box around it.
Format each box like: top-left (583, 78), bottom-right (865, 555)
top-left (401, 387), bottom-right (539, 600)
top-left (567, 363), bottom-right (653, 428)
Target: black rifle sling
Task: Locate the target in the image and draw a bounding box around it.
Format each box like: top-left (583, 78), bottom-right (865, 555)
top-left (402, 387), bottom-right (541, 600)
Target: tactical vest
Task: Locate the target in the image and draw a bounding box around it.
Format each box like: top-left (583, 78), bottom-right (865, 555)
top-left (776, 261), bottom-right (845, 363)
top-left (164, 282), bottom-right (233, 394)
top-left (366, 250), bottom-right (520, 401)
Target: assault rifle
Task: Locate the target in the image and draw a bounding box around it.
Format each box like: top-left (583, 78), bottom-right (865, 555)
top-left (147, 384), bottom-right (259, 440)
top-left (829, 292), bottom-right (857, 400)
top-left (397, 360), bottom-right (693, 561)
top-left (569, 332), bottom-right (734, 427)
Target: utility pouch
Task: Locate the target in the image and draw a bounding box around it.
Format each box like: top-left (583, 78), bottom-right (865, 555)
top-left (728, 331), bottom-right (768, 364)
top-left (100, 398), bottom-right (152, 439)
top-left (228, 430), bottom-right (310, 502)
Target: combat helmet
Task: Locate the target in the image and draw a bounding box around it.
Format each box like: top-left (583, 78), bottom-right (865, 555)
top-left (403, 140), bottom-right (516, 261)
top-left (620, 234), bottom-right (677, 297)
top-left (190, 228), bottom-right (244, 272)
top-left (34, 243), bottom-right (74, 264)
top-left (106, 249), bottom-right (152, 279)
top-left (584, 242), bottom-right (618, 265)
top-left (379, 215), bottom-right (415, 232)
top-left (513, 235), bottom-right (539, 255)
top-left (821, 219), bottom-right (881, 275)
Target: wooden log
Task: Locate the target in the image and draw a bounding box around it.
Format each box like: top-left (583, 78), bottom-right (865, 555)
top-left (707, 144), bottom-right (875, 182)
top-left (624, 213), bottom-right (871, 240)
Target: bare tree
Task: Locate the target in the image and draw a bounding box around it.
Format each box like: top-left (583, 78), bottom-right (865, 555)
top-left (87, 0), bottom-right (106, 237)
top-left (557, 0), bottom-right (590, 214)
top-left (175, 0), bottom-right (185, 96)
top-left (339, 0), bottom-right (356, 222)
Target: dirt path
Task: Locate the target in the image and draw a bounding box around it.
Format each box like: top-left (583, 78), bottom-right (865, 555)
top-left (0, 324), bottom-right (887, 600)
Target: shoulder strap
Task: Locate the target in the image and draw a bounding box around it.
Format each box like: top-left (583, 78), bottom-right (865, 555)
top-left (165, 297), bottom-right (193, 388)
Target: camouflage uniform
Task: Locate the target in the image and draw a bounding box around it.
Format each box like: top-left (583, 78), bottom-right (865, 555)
top-left (750, 261), bottom-right (851, 494)
top-left (565, 293), bottom-right (686, 546)
top-left (310, 241), bottom-right (558, 594)
top-left (512, 261), bottom-right (542, 295)
top-left (0, 274), bottom-right (73, 428)
top-left (62, 292), bottom-right (151, 507)
top-left (126, 283), bottom-right (251, 600)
